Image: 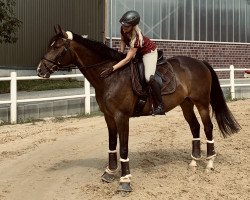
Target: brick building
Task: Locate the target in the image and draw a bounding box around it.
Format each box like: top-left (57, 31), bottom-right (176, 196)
top-left (107, 0), bottom-right (250, 78)
top-left (1, 0), bottom-right (250, 79)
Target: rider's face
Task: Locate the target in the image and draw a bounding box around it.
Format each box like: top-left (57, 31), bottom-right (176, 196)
top-left (122, 25), bottom-right (133, 33)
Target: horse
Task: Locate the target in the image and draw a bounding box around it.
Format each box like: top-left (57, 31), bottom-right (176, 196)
top-left (37, 25), bottom-right (241, 192)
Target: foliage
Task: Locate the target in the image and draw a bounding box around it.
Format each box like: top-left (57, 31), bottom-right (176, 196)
top-left (0, 0), bottom-right (21, 43)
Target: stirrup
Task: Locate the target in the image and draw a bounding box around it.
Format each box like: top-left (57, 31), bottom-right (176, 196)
top-left (152, 105), bottom-right (165, 116)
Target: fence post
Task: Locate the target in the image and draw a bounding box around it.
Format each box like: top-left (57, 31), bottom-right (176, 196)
top-left (84, 78), bottom-right (91, 115)
top-left (230, 65), bottom-right (235, 100)
top-left (10, 72), bottom-right (17, 124)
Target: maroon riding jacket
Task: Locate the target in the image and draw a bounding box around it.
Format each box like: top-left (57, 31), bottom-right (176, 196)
top-left (120, 27), bottom-right (156, 55)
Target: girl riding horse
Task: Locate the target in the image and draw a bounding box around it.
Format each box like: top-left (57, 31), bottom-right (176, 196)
top-left (100, 10), bottom-right (165, 115)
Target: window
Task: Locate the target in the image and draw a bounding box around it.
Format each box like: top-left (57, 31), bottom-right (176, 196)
top-left (108, 0), bottom-right (250, 43)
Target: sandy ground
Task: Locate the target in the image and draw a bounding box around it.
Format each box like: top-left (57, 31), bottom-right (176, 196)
top-left (0, 99), bottom-right (249, 200)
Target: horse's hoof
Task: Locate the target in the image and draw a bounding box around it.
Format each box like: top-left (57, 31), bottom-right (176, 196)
top-left (101, 172), bottom-right (115, 183)
top-left (189, 159), bottom-right (197, 171)
top-left (189, 165), bottom-right (197, 171)
top-left (117, 182), bottom-right (133, 192)
top-left (205, 167), bottom-right (214, 173)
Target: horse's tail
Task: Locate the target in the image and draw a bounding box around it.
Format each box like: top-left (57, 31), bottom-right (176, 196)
top-left (203, 60), bottom-right (241, 138)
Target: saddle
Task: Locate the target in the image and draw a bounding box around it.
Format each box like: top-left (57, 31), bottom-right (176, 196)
top-left (131, 50), bottom-right (176, 96)
top-left (131, 50), bottom-right (177, 116)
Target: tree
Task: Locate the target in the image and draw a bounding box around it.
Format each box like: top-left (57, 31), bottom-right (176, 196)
top-left (0, 0), bottom-right (21, 43)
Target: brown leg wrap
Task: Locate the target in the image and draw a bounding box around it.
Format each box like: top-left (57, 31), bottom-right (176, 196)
top-left (192, 140), bottom-right (201, 159)
top-left (207, 142), bottom-right (216, 158)
top-left (109, 152), bottom-right (117, 170)
top-left (121, 161), bottom-right (130, 177)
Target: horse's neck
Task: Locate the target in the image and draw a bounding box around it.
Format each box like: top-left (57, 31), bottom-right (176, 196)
top-left (78, 61), bottom-right (115, 89)
top-left (73, 43), bottom-right (105, 67)
top-left (72, 44), bottom-right (116, 89)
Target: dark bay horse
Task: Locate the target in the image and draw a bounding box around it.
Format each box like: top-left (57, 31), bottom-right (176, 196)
top-left (37, 26), bottom-right (241, 192)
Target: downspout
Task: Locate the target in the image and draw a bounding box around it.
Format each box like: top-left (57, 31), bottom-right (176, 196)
top-left (109, 0), bottom-right (113, 48)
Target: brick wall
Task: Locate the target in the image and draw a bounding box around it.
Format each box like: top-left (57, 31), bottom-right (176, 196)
top-left (107, 39), bottom-right (250, 79)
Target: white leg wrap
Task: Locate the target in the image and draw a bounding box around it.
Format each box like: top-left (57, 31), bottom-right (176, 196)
top-left (108, 149), bottom-right (117, 153)
top-left (191, 154), bottom-right (201, 161)
top-left (206, 154), bottom-right (216, 160)
top-left (207, 139), bottom-right (214, 143)
top-left (120, 174), bottom-right (132, 183)
top-left (120, 158), bottom-right (129, 162)
top-left (193, 138), bottom-right (200, 141)
top-left (105, 166), bottom-right (118, 175)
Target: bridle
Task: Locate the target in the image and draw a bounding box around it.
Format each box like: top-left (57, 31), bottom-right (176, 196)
top-left (42, 39), bottom-right (72, 73)
top-left (41, 36), bottom-right (113, 74)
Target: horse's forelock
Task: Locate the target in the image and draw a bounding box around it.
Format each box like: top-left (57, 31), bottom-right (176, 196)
top-left (66, 31), bottom-right (73, 40)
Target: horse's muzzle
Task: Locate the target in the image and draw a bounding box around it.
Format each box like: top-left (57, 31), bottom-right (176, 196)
top-left (37, 62), bottom-right (51, 78)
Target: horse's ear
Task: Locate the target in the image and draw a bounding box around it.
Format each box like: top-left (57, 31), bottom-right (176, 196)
top-left (54, 25), bottom-right (68, 38)
top-left (54, 25), bottom-right (62, 34)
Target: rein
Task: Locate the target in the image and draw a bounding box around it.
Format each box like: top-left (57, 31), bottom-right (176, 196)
top-left (78, 59), bottom-right (113, 69)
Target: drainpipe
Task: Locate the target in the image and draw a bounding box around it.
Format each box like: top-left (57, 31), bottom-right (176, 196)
top-left (109, 0), bottom-right (113, 48)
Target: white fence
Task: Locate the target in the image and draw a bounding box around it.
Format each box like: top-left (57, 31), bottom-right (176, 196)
top-left (214, 65), bottom-right (250, 99)
top-left (0, 73), bottom-right (95, 124)
top-left (0, 65), bottom-right (250, 124)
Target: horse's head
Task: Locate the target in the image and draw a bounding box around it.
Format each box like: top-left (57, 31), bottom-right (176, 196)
top-left (37, 25), bottom-right (74, 78)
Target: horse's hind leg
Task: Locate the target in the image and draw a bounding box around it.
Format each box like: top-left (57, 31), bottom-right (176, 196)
top-left (101, 114), bottom-right (118, 183)
top-left (180, 99), bottom-right (201, 170)
top-left (195, 101), bottom-right (216, 172)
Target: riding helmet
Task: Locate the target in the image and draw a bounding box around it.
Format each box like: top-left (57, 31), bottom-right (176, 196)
top-left (119, 10), bottom-right (140, 26)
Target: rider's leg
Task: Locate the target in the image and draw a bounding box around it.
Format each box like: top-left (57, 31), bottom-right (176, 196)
top-left (143, 49), bottom-right (165, 115)
top-left (149, 75), bottom-right (165, 115)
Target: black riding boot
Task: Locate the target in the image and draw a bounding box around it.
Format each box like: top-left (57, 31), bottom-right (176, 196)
top-left (149, 75), bottom-right (165, 115)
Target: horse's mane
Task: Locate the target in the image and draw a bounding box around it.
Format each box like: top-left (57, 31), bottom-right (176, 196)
top-left (72, 33), bottom-right (126, 61)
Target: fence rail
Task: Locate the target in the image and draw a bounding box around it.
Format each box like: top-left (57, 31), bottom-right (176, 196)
top-left (0, 65), bottom-right (250, 124)
top-left (214, 65), bottom-right (250, 99)
top-left (0, 73), bottom-right (94, 124)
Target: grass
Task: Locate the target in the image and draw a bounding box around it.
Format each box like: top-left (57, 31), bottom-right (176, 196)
top-left (0, 79), bottom-right (84, 94)
top-left (0, 121), bottom-right (11, 126)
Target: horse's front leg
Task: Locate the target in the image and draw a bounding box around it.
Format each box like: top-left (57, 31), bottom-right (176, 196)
top-left (116, 114), bottom-right (132, 192)
top-left (101, 114), bottom-right (118, 183)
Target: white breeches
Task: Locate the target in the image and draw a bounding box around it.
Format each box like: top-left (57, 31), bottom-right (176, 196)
top-left (142, 49), bottom-right (158, 82)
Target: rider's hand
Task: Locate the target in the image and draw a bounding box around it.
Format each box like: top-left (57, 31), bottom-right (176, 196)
top-left (99, 66), bottom-right (114, 79)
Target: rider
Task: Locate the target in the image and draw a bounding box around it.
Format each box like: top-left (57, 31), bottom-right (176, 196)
top-left (100, 10), bottom-right (164, 115)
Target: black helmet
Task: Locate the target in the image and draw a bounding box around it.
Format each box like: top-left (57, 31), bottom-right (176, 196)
top-left (119, 10), bottom-right (140, 26)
